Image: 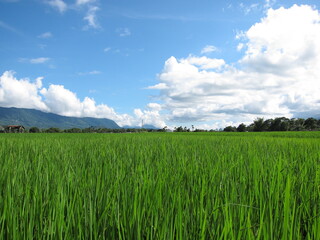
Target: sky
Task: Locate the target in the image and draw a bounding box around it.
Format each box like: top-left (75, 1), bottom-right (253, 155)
top-left (1, 0), bottom-right (320, 129)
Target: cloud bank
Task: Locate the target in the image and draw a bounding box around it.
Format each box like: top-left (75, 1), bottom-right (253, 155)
top-left (0, 71), bottom-right (165, 128)
top-left (148, 4), bottom-right (320, 127)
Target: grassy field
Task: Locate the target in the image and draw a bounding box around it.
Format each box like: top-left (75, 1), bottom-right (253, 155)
top-left (0, 132), bottom-right (319, 239)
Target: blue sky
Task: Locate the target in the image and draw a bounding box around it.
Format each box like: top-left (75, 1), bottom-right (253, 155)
top-left (1, 0), bottom-right (320, 129)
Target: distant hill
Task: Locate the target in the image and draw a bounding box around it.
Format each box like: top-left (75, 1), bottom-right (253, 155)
top-left (0, 107), bottom-right (120, 129)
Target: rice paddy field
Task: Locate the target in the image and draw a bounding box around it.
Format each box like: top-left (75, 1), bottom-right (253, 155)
top-left (0, 132), bottom-right (319, 239)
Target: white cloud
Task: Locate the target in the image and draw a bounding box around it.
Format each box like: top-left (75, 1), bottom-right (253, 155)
top-left (264, 0), bottom-right (276, 9)
top-left (30, 58), bottom-right (50, 64)
top-left (117, 28), bottom-right (131, 37)
top-left (46, 0), bottom-right (67, 13)
top-left (201, 45), bottom-right (218, 54)
top-left (237, 43), bottom-right (244, 51)
top-left (0, 71), bottom-right (165, 128)
top-left (45, 0), bottom-right (101, 29)
top-left (78, 70), bottom-right (101, 75)
top-left (76, 0), bottom-right (95, 5)
top-left (41, 85), bottom-right (138, 126)
top-left (104, 47), bottom-right (111, 52)
top-left (147, 103), bottom-right (162, 111)
top-left (73, 0), bottom-right (100, 30)
top-left (182, 55), bottom-right (225, 70)
top-left (241, 5), bottom-right (320, 76)
top-left (19, 57), bottom-right (50, 64)
top-left (133, 108), bottom-right (166, 128)
top-left (148, 5), bottom-right (320, 127)
top-left (147, 83), bottom-right (168, 90)
top-left (38, 32), bottom-right (53, 39)
top-left (88, 70), bottom-right (101, 75)
top-left (0, 71), bottom-right (47, 111)
top-left (83, 6), bottom-right (100, 29)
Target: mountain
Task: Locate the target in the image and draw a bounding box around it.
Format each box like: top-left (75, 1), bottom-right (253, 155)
top-left (0, 107), bottom-right (120, 129)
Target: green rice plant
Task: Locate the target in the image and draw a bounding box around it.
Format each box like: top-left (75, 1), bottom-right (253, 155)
top-left (0, 132), bottom-right (319, 239)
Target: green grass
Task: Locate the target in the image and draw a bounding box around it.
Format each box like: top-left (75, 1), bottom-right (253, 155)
top-left (0, 132), bottom-right (319, 239)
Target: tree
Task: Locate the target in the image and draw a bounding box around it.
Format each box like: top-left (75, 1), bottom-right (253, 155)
top-left (45, 127), bottom-right (61, 133)
top-left (289, 118), bottom-right (305, 131)
top-left (223, 126), bottom-right (237, 132)
top-left (269, 117), bottom-right (289, 131)
top-left (158, 126), bottom-right (168, 132)
top-left (253, 118), bottom-right (268, 132)
top-left (237, 123), bottom-right (247, 132)
top-left (174, 126), bottom-right (183, 132)
top-left (29, 127), bottom-right (40, 133)
top-left (174, 126), bottom-right (190, 132)
top-left (304, 118), bottom-right (318, 130)
top-left (64, 128), bottom-right (82, 133)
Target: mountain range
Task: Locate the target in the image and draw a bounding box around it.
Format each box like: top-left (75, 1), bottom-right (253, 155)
top-left (0, 107), bottom-right (120, 129)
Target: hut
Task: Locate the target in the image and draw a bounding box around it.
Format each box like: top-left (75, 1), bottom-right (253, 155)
top-left (5, 125), bottom-right (25, 133)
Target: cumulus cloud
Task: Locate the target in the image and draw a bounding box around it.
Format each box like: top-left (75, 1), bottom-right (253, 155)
top-left (182, 55), bottom-right (225, 70)
top-left (241, 5), bottom-right (320, 76)
top-left (147, 103), bottom-right (162, 111)
top-left (0, 71), bottom-right (165, 128)
top-left (133, 108), bottom-right (166, 128)
top-left (0, 71), bottom-right (47, 111)
top-left (148, 5), bottom-right (320, 128)
top-left (46, 0), bottom-right (67, 13)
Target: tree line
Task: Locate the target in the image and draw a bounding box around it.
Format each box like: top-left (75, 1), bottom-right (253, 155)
top-left (28, 126), bottom-right (163, 133)
top-left (172, 117), bottom-right (320, 132)
top-left (223, 117), bottom-right (320, 132)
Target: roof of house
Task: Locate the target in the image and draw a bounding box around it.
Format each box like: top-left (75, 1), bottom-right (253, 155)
top-left (6, 125), bottom-right (25, 128)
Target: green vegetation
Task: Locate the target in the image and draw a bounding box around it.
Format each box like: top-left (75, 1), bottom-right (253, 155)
top-left (223, 117), bottom-right (320, 132)
top-left (0, 132), bottom-right (319, 239)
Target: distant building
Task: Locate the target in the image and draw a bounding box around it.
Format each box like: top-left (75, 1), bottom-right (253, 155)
top-left (4, 125), bottom-right (25, 133)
